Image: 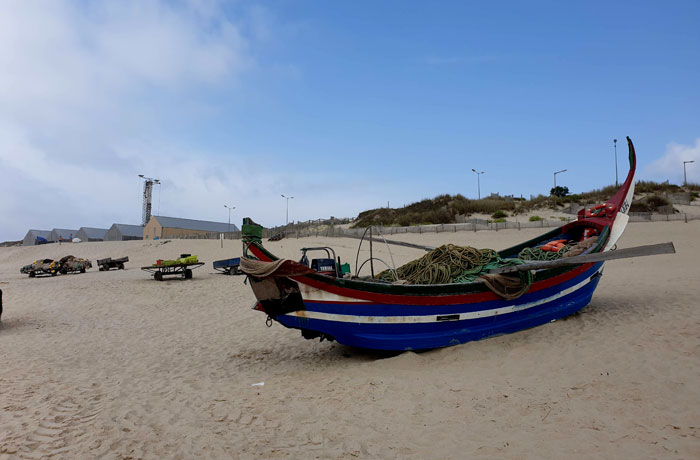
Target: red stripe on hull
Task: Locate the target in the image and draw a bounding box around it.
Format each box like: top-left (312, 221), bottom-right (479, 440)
top-left (247, 244), bottom-right (594, 306)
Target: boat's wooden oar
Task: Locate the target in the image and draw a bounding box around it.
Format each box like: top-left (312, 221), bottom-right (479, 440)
top-left (489, 242), bottom-right (675, 274)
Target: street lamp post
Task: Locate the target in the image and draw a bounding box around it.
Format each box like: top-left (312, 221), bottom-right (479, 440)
top-left (554, 169), bottom-right (567, 188)
top-left (614, 139), bottom-right (618, 187)
top-left (683, 160), bottom-right (695, 186)
top-left (281, 194), bottom-right (294, 225)
top-left (471, 169), bottom-right (485, 199)
top-left (224, 204), bottom-right (235, 234)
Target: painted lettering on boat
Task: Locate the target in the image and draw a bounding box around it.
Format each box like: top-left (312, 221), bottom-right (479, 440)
top-left (620, 199), bottom-right (630, 214)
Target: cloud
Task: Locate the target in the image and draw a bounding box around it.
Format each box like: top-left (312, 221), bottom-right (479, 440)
top-left (0, 1), bottom-right (259, 240)
top-left (0, 1), bottom-right (405, 242)
top-left (645, 139), bottom-right (700, 185)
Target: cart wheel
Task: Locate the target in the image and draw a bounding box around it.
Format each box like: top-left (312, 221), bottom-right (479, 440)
top-left (51, 271), bottom-right (57, 276)
top-left (154, 271), bottom-right (163, 281)
top-left (184, 269), bottom-right (193, 279)
top-left (118, 263), bottom-right (125, 270)
top-left (80, 268), bottom-right (86, 273)
top-left (29, 271), bottom-right (36, 278)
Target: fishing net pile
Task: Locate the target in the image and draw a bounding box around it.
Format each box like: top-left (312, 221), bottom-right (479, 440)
top-left (373, 244), bottom-right (534, 299)
top-left (372, 239), bottom-right (594, 300)
top-left (374, 244), bottom-right (515, 284)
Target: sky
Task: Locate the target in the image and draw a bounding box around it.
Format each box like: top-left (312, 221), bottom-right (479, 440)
top-left (1, 0), bottom-right (699, 241)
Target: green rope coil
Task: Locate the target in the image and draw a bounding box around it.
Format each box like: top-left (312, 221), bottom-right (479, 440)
top-left (375, 244), bottom-right (521, 285)
top-left (518, 243), bottom-right (576, 261)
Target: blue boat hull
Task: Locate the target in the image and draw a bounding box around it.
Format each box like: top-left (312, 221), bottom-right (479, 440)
top-left (275, 262), bottom-right (604, 350)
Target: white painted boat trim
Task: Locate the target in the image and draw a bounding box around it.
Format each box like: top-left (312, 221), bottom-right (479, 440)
top-left (285, 267), bottom-right (603, 324)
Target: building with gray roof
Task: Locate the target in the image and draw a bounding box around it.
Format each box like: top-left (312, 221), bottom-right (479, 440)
top-left (143, 216), bottom-right (239, 240)
top-left (22, 229), bottom-right (52, 246)
top-left (76, 227), bottom-right (109, 242)
top-left (50, 228), bottom-right (78, 242)
top-left (104, 224), bottom-right (144, 241)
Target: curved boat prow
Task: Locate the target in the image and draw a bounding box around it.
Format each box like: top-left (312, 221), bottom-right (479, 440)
top-left (603, 136), bottom-right (637, 250)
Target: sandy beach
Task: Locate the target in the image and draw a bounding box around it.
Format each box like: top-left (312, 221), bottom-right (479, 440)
top-left (1, 221), bottom-right (698, 459)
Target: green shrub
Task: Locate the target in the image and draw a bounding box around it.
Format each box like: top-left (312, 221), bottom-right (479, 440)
top-left (493, 217), bottom-right (506, 223)
top-left (491, 210), bottom-right (508, 219)
top-left (529, 215), bottom-right (543, 222)
top-left (629, 201), bottom-right (652, 212)
top-left (646, 194), bottom-right (671, 209)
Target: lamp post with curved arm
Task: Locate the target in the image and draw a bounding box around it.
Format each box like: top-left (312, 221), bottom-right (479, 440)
top-left (224, 204), bottom-right (235, 234)
top-left (684, 160), bottom-right (695, 186)
top-left (471, 169), bottom-right (484, 199)
top-left (554, 169), bottom-right (567, 188)
top-left (281, 195), bottom-right (294, 226)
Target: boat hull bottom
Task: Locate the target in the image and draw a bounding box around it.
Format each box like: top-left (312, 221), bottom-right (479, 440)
top-left (274, 275), bottom-right (603, 351)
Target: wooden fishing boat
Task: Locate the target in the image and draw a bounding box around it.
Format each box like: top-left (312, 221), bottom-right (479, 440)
top-left (241, 137), bottom-right (639, 351)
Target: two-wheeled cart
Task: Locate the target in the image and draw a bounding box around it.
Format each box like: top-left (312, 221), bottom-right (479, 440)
top-left (97, 256), bottom-right (129, 271)
top-left (141, 262), bottom-right (204, 281)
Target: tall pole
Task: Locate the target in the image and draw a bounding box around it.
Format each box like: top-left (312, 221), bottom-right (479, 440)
top-left (553, 169), bottom-right (567, 188)
top-left (614, 138), bottom-right (618, 187)
top-left (471, 169), bottom-right (484, 199)
top-left (684, 160), bottom-right (695, 186)
top-left (224, 205), bottom-right (235, 234)
top-left (281, 195), bottom-right (294, 225)
top-left (138, 174), bottom-right (160, 226)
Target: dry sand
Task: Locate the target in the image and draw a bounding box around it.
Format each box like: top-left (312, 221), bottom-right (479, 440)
top-left (1, 221), bottom-right (698, 459)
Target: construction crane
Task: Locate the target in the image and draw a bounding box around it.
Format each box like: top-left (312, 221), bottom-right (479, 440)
top-left (138, 174), bottom-right (160, 226)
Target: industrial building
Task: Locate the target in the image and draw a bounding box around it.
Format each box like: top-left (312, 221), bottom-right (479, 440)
top-left (50, 228), bottom-right (78, 243)
top-left (143, 216), bottom-right (239, 240)
top-left (76, 227), bottom-right (109, 242)
top-left (22, 229), bottom-right (52, 246)
top-left (104, 224), bottom-right (144, 241)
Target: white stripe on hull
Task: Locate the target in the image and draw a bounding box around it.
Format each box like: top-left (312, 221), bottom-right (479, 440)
top-left (286, 267), bottom-right (603, 324)
top-left (298, 282), bottom-right (372, 303)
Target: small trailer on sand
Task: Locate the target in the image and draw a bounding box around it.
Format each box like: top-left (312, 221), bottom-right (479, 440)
top-left (141, 254), bottom-right (204, 281)
top-left (97, 256), bottom-right (129, 271)
top-left (213, 257), bottom-right (242, 275)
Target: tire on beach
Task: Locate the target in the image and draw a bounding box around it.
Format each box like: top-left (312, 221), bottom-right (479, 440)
top-left (154, 271), bottom-right (163, 281)
top-left (29, 271), bottom-right (36, 278)
top-left (184, 269), bottom-right (193, 279)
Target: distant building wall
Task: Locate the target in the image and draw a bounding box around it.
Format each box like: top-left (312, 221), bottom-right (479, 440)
top-left (143, 219), bottom-right (162, 240)
top-left (104, 226), bottom-right (121, 241)
top-left (143, 216), bottom-right (233, 239)
top-left (50, 229), bottom-right (78, 242)
top-left (161, 227), bottom-right (217, 239)
top-left (76, 227), bottom-right (108, 242)
top-left (22, 230), bottom-right (52, 246)
top-left (105, 224), bottom-right (144, 241)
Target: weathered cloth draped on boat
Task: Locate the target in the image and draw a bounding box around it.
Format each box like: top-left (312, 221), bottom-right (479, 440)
top-left (240, 257), bottom-right (315, 278)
